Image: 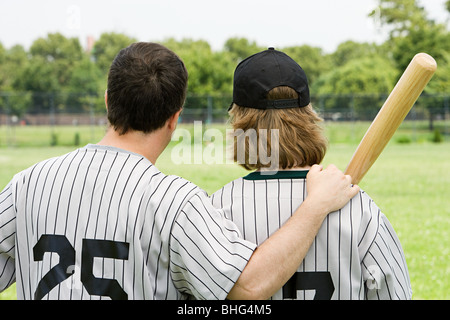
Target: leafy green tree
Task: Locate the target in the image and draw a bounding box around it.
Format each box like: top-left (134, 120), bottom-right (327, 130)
top-left (0, 42), bottom-right (5, 90)
top-left (370, 0), bottom-right (450, 72)
top-left (29, 33), bottom-right (83, 89)
top-left (163, 38), bottom-right (234, 96)
top-left (0, 44), bottom-right (28, 91)
top-left (209, 50), bottom-right (235, 94)
top-left (13, 56), bottom-right (61, 112)
top-left (10, 33), bottom-right (84, 114)
top-left (0, 43), bottom-right (31, 117)
top-left (67, 56), bottom-right (105, 113)
top-left (369, 0), bottom-right (450, 128)
top-left (330, 41), bottom-right (388, 67)
top-left (91, 32), bottom-right (137, 74)
top-left (282, 45), bottom-right (331, 86)
top-left (68, 56), bottom-right (104, 95)
top-left (312, 56), bottom-right (397, 117)
top-left (391, 23), bottom-right (450, 76)
top-left (313, 54), bottom-right (397, 94)
top-left (427, 52), bottom-right (450, 94)
top-left (223, 37), bottom-right (264, 63)
top-left (369, 0), bottom-right (429, 37)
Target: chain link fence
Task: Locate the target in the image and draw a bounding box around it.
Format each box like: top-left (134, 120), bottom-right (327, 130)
top-left (0, 91), bottom-right (449, 147)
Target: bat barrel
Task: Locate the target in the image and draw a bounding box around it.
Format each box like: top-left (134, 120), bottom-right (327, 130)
top-left (345, 53), bottom-right (437, 185)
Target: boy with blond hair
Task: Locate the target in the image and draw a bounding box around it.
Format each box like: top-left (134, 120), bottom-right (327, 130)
top-left (212, 48), bottom-right (412, 300)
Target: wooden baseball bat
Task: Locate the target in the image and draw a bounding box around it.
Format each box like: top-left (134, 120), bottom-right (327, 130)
top-left (345, 53), bottom-right (437, 185)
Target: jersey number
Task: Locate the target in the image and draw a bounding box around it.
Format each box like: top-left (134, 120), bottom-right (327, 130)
top-left (33, 234), bottom-right (129, 300)
top-left (283, 271), bottom-right (334, 300)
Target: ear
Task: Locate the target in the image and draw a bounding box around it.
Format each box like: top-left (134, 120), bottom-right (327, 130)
top-left (167, 109), bottom-right (182, 131)
top-left (104, 90), bottom-right (108, 110)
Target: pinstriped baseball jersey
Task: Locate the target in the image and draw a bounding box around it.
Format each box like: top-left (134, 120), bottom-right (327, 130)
top-left (211, 170), bottom-right (412, 300)
top-left (0, 144), bottom-right (256, 300)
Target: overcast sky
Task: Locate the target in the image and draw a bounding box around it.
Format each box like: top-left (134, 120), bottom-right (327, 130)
top-left (0, 0), bottom-right (448, 53)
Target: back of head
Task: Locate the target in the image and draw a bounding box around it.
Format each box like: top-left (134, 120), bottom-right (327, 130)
top-left (229, 48), bottom-right (327, 170)
top-left (106, 42), bottom-right (188, 135)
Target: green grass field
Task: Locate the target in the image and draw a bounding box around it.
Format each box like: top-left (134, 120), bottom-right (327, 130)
top-left (0, 122), bottom-right (448, 300)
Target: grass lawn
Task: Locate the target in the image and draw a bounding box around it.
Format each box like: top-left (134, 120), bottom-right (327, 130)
top-left (0, 122), bottom-right (448, 300)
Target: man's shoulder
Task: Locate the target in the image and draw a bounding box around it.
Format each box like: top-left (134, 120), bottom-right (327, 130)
top-left (12, 148), bottom-right (78, 179)
top-left (160, 174), bottom-right (203, 195)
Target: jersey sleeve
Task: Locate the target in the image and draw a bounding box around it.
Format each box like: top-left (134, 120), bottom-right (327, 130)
top-left (0, 180), bottom-right (17, 292)
top-left (361, 208), bottom-right (412, 300)
top-left (169, 191), bottom-right (256, 300)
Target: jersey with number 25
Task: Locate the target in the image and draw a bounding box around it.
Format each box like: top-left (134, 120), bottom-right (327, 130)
top-left (0, 144), bottom-right (256, 300)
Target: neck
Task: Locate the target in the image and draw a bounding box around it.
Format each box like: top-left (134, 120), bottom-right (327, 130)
top-left (97, 127), bottom-right (169, 164)
top-left (258, 166), bottom-right (311, 172)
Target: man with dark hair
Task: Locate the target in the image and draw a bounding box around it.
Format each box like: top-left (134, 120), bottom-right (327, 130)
top-left (0, 42), bottom-right (359, 300)
top-left (106, 42), bottom-right (188, 135)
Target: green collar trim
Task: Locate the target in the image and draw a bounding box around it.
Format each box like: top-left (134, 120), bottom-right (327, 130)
top-left (243, 170), bottom-right (309, 180)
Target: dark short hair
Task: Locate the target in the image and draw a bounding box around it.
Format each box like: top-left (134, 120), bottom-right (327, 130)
top-left (106, 42), bottom-right (188, 135)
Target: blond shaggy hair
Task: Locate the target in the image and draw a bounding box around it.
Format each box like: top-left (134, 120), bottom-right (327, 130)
top-left (228, 86), bottom-right (328, 171)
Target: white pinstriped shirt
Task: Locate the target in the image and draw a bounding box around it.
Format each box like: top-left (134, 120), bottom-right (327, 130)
top-left (211, 170), bottom-right (412, 300)
top-left (0, 144), bottom-right (256, 300)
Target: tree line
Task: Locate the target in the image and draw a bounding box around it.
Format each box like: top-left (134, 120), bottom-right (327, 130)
top-left (0, 0), bottom-right (449, 116)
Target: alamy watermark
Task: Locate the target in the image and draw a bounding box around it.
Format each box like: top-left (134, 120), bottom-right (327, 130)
top-left (170, 121), bottom-right (280, 173)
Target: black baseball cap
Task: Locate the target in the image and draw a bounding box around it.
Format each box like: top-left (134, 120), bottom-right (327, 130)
top-left (230, 47), bottom-right (310, 110)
